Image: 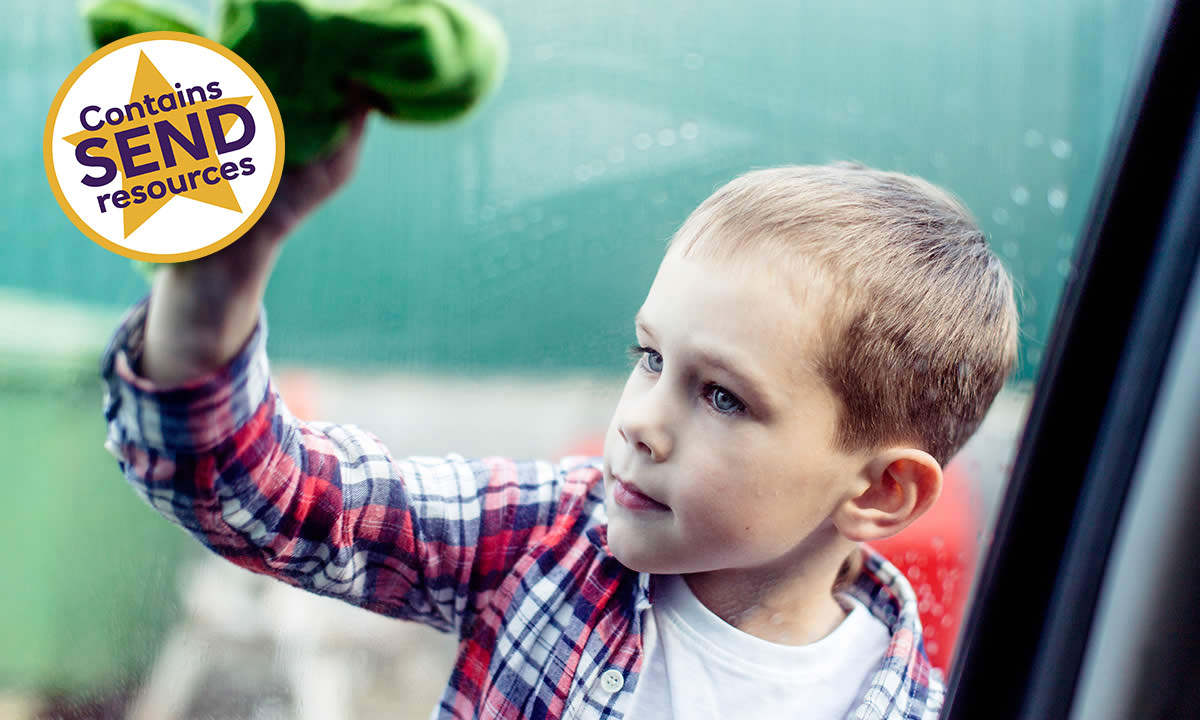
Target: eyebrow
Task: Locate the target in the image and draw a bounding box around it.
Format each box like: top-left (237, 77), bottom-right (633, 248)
top-left (635, 313), bottom-right (774, 411)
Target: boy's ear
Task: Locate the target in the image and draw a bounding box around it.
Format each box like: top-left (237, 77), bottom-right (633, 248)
top-left (832, 448), bottom-right (943, 543)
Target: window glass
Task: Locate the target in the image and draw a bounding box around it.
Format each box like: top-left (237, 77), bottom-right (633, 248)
top-left (1, 0), bottom-right (1154, 716)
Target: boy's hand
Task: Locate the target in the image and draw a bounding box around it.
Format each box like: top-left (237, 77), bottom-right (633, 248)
top-left (257, 102), bottom-right (372, 240)
top-left (140, 102), bottom-right (371, 387)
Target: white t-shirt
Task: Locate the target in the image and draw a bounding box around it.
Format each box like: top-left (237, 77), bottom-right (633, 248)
top-left (626, 574), bottom-right (891, 719)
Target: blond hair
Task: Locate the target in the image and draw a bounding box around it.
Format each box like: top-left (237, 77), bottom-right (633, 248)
top-left (669, 163), bottom-right (1019, 465)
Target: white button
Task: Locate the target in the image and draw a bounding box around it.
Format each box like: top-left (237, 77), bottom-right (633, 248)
top-left (599, 668), bottom-right (625, 693)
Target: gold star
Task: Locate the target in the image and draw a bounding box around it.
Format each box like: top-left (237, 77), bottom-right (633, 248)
top-left (63, 50), bottom-right (254, 238)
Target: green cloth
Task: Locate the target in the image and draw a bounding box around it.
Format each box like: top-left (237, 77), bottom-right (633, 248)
top-left (87, 0), bottom-right (206, 44)
top-left (81, 0), bottom-right (506, 276)
top-left (84, 0), bottom-right (507, 166)
top-left (220, 0), bottom-right (507, 165)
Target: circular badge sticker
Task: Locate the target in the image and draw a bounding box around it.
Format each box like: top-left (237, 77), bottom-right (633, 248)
top-left (44, 31), bottom-right (284, 262)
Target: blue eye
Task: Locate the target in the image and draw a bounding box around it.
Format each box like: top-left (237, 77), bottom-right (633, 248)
top-left (707, 385), bottom-right (745, 415)
top-left (627, 344), bottom-right (663, 373)
top-left (645, 351), bottom-right (663, 373)
top-left (626, 343), bottom-right (747, 416)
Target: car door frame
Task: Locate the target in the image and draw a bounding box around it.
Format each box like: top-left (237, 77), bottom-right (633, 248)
top-left (943, 1), bottom-right (1200, 717)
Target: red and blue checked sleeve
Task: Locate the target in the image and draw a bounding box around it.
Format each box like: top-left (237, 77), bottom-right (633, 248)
top-left (100, 298), bottom-right (578, 635)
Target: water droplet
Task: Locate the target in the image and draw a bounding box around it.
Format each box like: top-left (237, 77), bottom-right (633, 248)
top-left (992, 207), bottom-right (1010, 225)
top-left (931, 603), bottom-right (944, 617)
top-left (928, 641), bottom-right (940, 655)
top-left (589, 160), bottom-right (606, 177)
top-left (607, 146), bottom-right (626, 164)
top-left (651, 191), bottom-right (668, 205)
top-left (941, 615), bottom-right (954, 627)
top-left (769, 612), bottom-right (785, 625)
top-left (1010, 186), bottom-right (1030, 206)
top-left (1057, 258), bottom-right (1073, 277)
top-left (1003, 241), bottom-right (1019, 257)
top-left (931, 536), bottom-right (945, 550)
top-left (1048, 186), bottom-right (1068, 213)
top-left (919, 600), bottom-right (931, 613)
top-left (657, 129), bottom-right (677, 147)
top-left (1057, 234), bottom-right (1074, 251)
top-left (910, 566), bottom-right (923, 580)
top-left (534, 44), bottom-right (554, 62)
top-left (680, 122), bottom-right (700, 141)
top-left (1024, 129), bottom-right (1044, 148)
top-left (1050, 138), bottom-right (1072, 159)
top-left (574, 165), bottom-right (592, 182)
top-left (683, 52), bottom-right (704, 70)
top-left (634, 133), bottom-right (653, 150)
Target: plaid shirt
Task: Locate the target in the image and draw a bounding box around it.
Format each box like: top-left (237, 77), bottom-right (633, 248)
top-left (101, 299), bottom-right (944, 720)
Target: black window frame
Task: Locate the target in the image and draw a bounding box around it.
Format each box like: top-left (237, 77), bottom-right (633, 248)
top-left (944, 1), bottom-right (1200, 717)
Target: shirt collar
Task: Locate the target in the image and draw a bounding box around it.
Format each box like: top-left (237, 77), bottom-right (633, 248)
top-left (585, 523), bottom-right (654, 612)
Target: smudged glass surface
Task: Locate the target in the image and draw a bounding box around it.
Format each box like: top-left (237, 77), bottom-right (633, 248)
top-left (4, 0), bottom-right (1151, 378)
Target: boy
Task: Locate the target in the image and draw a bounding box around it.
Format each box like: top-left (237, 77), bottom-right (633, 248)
top-left (101, 105), bottom-right (1018, 719)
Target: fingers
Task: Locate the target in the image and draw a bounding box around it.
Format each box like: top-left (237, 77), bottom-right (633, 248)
top-left (341, 79), bottom-right (376, 117)
top-left (327, 109), bottom-right (368, 175)
top-left (258, 81), bottom-right (372, 231)
top-left (334, 82), bottom-right (372, 153)
top-left (344, 104), bottom-right (370, 144)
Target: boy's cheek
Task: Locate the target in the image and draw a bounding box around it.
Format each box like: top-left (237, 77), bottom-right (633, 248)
top-left (678, 504), bottom-right (741, 545)
top-left (601, 415), bottom-right (623, 464)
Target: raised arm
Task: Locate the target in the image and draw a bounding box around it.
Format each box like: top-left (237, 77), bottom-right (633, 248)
top-left (102, 102), bottom-right (606, 636)
top-left (140, 105), bottom-right (370, 386)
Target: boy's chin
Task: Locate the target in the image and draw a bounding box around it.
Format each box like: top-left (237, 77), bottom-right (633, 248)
top-left (609, 549), bottom-right (662, 574)
top-left (605, 523), bottom-right (672, 574)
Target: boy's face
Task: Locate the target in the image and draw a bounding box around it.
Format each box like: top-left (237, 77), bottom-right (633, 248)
top-left (602, 245), bottom-right (868, 577)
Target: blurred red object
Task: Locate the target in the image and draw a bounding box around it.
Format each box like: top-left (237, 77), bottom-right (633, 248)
top-left (560, 433), bottom-right (978, 672)
top-left (868, 463), bottom-right (978, 672)
top-left (562, 435), bottom-right (605, 457)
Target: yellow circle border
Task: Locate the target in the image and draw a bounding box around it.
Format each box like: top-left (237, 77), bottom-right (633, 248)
top-left (43, 31), bottom-right (286, 263)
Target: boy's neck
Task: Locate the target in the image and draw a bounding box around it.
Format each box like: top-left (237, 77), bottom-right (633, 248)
top-left (680, 529), bottom-right (857, 646)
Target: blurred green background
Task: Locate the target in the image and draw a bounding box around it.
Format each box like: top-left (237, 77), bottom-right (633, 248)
top-left (1, 0), bottom-right (1154, 702)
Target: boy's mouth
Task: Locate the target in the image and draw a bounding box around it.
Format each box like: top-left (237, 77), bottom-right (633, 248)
top-left (611, 473), bottom-right (670, 512)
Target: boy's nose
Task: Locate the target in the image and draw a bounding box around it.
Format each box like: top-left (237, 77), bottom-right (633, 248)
top-left (618, 393), bottom-right (674, 461)
top-left (620, 424), bottom-right (672, 461)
